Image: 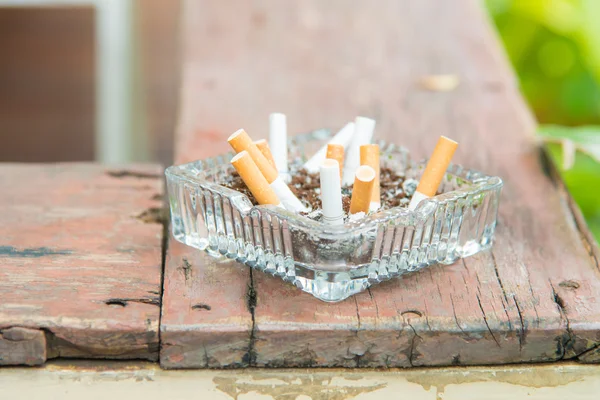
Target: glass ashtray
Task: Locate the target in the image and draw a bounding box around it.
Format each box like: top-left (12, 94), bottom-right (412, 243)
top-left (166, 129), bottom-right (503, 302)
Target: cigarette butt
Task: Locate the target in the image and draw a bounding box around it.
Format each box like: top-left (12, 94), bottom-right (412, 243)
top-left (342, 116), bottom-right (376, 186)
top-left (326, 144), bottom-right (344, 181)
top-left (320, 159), bottom-right (344, 225)
top-left (416, 136), bottom-right (458, 197)
top-left (228, 129), bottom-right (278, 183)
top-left (360, 144), bottom-right (380, 208)
top-left (349, 165), bottom-right (376, 214)
top-left (231, 151), bottom-right (281, 206)
top-left (303, 122), bottom-right (355, 173)
top-left (270, 176), bottom-right (308, 213)
top-left (255, 139), bottom-right (277, 170)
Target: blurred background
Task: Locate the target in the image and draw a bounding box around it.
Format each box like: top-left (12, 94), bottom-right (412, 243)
top-left (0, 0), bottom-right (598, 240)
top-left (0, 0), bottom-right (181, 165)
top-left (487, 0), bottom-right (600, 240)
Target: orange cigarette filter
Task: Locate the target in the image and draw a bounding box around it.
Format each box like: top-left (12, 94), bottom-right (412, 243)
top-left (349, 166), bottom-right (376, 214)
top-left (360, 144), bottom-right (380, 203)
top-left (416, 136), bottom-right (458, 197)
top-left (231, 151), bottom-right (281, 206)
top-left (326, 144), bottom-right (344, 180)
top-left (254, 139), bottom-right (277, 170)
top-left (228, 129), bottom-right (278, 183)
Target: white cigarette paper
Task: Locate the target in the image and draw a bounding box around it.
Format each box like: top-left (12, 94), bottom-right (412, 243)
top-left (229, 128), bottom-right (306, 213)
top-left (342, 117), bottom-right (376, 186)
top-left (303, 122), bottom-right (355, 173)
top-left (269, 113), bottom-right (289, 181)
top-left (319, 159), bottom-right (344, 225)
top-left (270, 176), bottom-right (308, 213)
top-left (408, 191), bottom-right (429, 211)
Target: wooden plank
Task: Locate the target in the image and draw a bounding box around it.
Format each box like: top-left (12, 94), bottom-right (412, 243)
top-left (0, 327), bottom-right (46, 366)
top-left (0, 164), bottom-right (164, 365)
top-left (168, 0), bottom-right (600, 367)
top-left (160, 239), bottom-right (253, 368)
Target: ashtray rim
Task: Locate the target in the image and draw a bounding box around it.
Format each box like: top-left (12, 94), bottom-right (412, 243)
top-left (165, 133), bottom-right (503, 235)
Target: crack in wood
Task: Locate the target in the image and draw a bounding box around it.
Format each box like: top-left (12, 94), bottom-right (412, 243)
top-left (242, 268), bottom-right (257, 367)
top-left (367, 288), bottom-right (380, 319)
top-left (487, 254), bottom-right (514, 331)
top-left (423, 303), bottom-right (432, 331)
top-left (575, 341), bottom-right (600, 360)
top-left (156, 200), bottom-right (168, 363)
top-left (450, 296), bottom-right (467, 335)
top-left (513, 296), bottom-right (526, 353)
top-left (547, 284), bottom-right (600, 361)
top-left (550, 282), bottom-right (573, 360)
top-left (192, 304), bottom-right (212, 311)
top-left (180, 258), bottom-right (192, 283)
top-left (526, 270), bottom-right (541, 328)
top-left (105, 297), bottom-right (160, 307)
top-left (354, 297), bottom-right (362, 330)
top-left (405, 322), bottom-right (422, 367)
top-left (476, 294), bottom-right (500, 347)
top-left (203, 344), bottom-right (209, 368)
top-left (452, 353), bottom-right (462, 365)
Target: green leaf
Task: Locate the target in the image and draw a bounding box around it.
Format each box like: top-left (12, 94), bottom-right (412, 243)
top-left (539, 125), bottom-right (600, 164)
top-left (538, 125), bottom-right (600, 243)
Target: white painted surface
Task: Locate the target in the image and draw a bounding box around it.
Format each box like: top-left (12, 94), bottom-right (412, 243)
top-left (1, 362), bottom-right (599, 400)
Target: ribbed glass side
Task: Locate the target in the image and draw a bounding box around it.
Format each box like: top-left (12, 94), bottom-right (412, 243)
top-left (166, 132), bottom-right (502, 302)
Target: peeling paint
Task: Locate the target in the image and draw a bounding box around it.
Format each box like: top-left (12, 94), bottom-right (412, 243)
top-left (213, 373), bottom-right (387, 400)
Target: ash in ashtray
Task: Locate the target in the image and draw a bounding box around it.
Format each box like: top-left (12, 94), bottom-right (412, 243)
top-left (221, 166), bottom-right (421, 222)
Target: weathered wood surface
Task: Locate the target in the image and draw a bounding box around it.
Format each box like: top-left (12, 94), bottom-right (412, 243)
top-left (163, 0), bottom-right (600, 367)
top-left (0, 164), bottom-right (164, 365)
top-left (160, 239), bottom-right (252, 368)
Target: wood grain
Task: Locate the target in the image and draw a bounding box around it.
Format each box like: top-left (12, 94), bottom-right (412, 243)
top-left (160, 239), bottom-right (253, 368)
top-left (166, 0), bottom-right (600, 367)
top-left (0, 164), bottom-right (164, 365)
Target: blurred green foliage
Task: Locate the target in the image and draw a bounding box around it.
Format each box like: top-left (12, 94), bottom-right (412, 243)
top-left (486, 0), bottom-right (600, 242)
